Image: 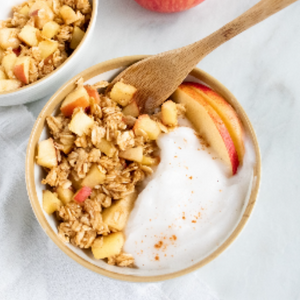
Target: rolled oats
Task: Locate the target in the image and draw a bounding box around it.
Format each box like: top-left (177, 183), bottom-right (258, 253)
top-left (38, 78), bottom-right (184, 268)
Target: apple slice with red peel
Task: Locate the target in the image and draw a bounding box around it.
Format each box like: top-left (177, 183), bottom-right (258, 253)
top-left (36, 138), bottom-right (58, 168)
top-left (60, 86), bottom-right (90, 117)
top-left (13, 56), bottom-right (31, 84)
top-left (183, 82), bottom-right (245, 163)
top-left (161, 100), bottom-right (178, 126)
top-left (73, 186), bottom-right (92, 203)
top-left (172, 84), bottom-right (239, 175)
top-left (29, 1), bottom-right (54, 29)
top-left (84, 85), bottom-right (100, 104)
top-left (0, 79), bottom-right (22, 92)
top-left (122, 100), bottom-right (139, 117)
top-left (133, 114), bottom-right (161, 140)
top-left (81, 164), bottom-right (106, 188)
top-left (119, 146), bottom-right (143, 162)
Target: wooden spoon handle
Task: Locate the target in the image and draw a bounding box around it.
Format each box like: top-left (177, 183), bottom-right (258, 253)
top-left (188, 0), bottom-right (298, 61)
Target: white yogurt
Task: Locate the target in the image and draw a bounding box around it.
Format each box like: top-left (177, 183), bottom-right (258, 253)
top-left (123, 124), bottom-right (255, 271)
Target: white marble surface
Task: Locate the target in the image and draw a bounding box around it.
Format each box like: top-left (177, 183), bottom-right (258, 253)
top-left (23, 0), bottom-right (300, 299)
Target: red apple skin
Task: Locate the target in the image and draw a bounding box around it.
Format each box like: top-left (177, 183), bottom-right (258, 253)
top-left (30, 9), bottom-right (39, 16)
top-left (84, 85), bottom-right (100, 104)
top-left (176, 85), bottom-right (239, 175)
top-left (73, 186), bottom-right (92, 203)
top-left (182, 82), bottom-right (245, 163)
top-left (13, 64), bottom-right (28, 84)
top-left (12, 47), bottom-right (21, 57)
top-left (60, 97), bottom-right (90, 117)
top-left (134, 0), bottom-right (204, 13)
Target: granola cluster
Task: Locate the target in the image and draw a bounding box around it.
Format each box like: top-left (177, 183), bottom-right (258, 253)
top-left (0, 0), bottom-right (91, 92)
top-left (37, 78), bottom-right (185, 267)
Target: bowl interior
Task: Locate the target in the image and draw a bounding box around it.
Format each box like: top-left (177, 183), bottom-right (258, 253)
top-left (0, 0), bottom-right (96, 102)
top-left (26, 56), bottom-right (261, 282)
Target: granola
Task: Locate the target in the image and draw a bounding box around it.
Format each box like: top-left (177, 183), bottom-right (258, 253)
top-left (0, 0), bottom-right (91, 93)
top-left (36, 79), bottom-right (184, 267)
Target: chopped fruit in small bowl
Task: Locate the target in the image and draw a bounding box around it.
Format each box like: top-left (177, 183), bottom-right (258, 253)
top-left (26, 55), bottom-right (261, 282)
top-left (0, 0), bottom-right (98, 106)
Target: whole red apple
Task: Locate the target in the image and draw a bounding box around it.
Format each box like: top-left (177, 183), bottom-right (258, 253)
top-left (134, 0), bottom-right (205, 13)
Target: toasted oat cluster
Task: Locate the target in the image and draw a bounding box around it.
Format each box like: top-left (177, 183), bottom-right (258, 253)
top-left (36, 78), bottom-right (185, 267)
top-left (0, 0), bottom-right (91, 92)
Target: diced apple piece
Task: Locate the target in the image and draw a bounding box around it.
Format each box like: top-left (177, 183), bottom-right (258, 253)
top-left (70, 26), bottom-right (85, 49)
top-left (172, 85), bottom-right (239, 175)
top-left (81, 164), bottom-right (106, 188)
top-left (161, 100), bottom-right (178, 126)
top-left (43, 190), bottom-right (62, 214)
top-left (42, 21), bottom-right (60, 38)
top-left (18, 25), bottom-right (39, 47)
top-left (92, 232), bottom-right (124, 259)
top-left (110, 82), bottom-right (137, 106)
top-left (60, 86), bottom-right (90, 117)
top-left (60, 5), bottom-right (79, 25)
top-left (19, 5), bottom-right (30, 16)
top-left (38, 40), bottom-right (58, 60)
top-left (29, 1), bottom-right (54, 29)
top-left (2, 53), bottom-right (17, 79)
top-left (119, 146), bottom-right (143, 162)
top-left (73, 186), bottom-right (92, 203)
top-left (0, 28), bottom-right (21, 50)
top-left (133, 115), bottom-right (161, 140)
top-left (13, 56), bottom-right (31, 84)
top-left (56, 186), bottom-right (74, 205)
top-left (141, 156), bottom-right (160, 166)
top-left (183, 82), bottom-right (245, 164)
top-left (96, 139), bottom-right (116, 158)
top-left (0, 79), bottom-right (21, 92)
top-left (102, 191), bottom-right (138, 231)
top-left (68, 109), bottom-right (94, 136)
top-left (122, 100), bottom-right (139, 117)
top-left (36, 138), bottom-right (58, 168)
top-left (84, 84), bottom-right (100, 104)
top-left (0, 70), bottom-right (7, 80)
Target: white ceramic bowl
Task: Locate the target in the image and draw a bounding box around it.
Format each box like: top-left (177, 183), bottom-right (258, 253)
top-left (0, 0), bottom-right (97, 106)
top-left (26, 56), bottom-right (261, 282)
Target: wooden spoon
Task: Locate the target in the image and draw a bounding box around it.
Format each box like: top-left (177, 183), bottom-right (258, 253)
top-left (110, 0), bottom-right (297, 113)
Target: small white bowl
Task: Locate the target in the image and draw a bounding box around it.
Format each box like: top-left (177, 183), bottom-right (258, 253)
top-left (26, 55), bottom-right (261, 282)
top-left (0, 0), bottom-right (97, 106)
